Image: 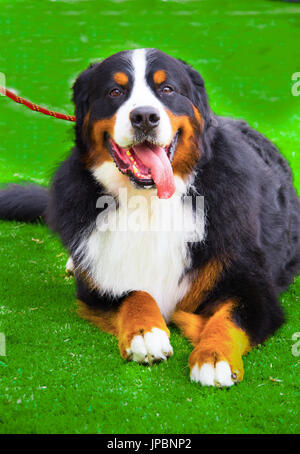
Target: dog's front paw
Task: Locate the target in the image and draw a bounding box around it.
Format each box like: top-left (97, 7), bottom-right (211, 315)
top-left (121, 327), bottom-right (173, 364)
top-left (189, 346), bottom-right (244, 387)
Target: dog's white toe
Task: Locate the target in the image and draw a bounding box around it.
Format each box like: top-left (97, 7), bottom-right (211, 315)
top-left (215, 361), bottom-right (234, 387)
top-left (65, 257), bottom-right (74, 274)
top-left (126, 328), bottom-right (173, 364)
top-left (130, 335), bottom-right (148, 363)
top-left (190, 360), bottom-right (234, 387)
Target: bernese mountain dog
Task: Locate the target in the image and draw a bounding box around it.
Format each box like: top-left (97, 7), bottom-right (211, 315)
top-left (1, 48), bottom-right (300, 387)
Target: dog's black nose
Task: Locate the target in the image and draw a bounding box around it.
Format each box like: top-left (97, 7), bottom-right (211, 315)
top-left (130, 106), bottom-right (160, 133)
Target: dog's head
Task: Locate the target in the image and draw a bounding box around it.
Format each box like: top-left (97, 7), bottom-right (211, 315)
top-left (73, 48), bottom-right (211, 198)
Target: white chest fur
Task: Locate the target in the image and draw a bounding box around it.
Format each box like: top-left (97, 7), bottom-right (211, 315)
top-left (76, 165), bottom-right (205, 321)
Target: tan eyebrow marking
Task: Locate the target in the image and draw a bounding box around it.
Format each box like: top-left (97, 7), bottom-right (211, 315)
top-left (153, 70), bottom-right (167, 85)
top-left (113, 72), bottom-right (129, 86)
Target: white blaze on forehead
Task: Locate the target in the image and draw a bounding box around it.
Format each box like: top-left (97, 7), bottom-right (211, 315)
top-left (113, 48), bottom-right (173, 148)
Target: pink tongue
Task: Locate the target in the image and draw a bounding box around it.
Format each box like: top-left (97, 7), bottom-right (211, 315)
top-left (132, 143), bottom-right (175, 199)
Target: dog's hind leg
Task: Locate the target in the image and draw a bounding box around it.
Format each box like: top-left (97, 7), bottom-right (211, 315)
top-left (77, 300), bottom-right (119, 336)
top-left (171, 310), bottom-right (207, 346)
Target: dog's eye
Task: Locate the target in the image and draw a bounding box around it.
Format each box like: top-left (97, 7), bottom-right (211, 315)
top-left (109, 88), bottom-right (123, 98)
top-left (160, 85), bottom-right (174, 94)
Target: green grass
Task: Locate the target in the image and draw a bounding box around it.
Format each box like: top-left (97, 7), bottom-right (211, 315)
top-left (0, 0), bottom-right (300, 434)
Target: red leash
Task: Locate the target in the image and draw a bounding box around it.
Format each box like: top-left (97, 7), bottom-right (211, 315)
top-left (0, 86), bottom-right (76, 122)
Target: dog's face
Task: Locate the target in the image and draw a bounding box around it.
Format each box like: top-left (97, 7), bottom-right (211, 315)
top-left (73, 48), bottom-right (211, 198)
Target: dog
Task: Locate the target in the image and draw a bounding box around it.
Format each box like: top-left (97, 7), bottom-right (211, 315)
top-left (1, 48), bottom-right (299, 387)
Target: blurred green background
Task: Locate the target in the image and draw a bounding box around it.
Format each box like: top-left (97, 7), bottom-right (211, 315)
top-left (0, 0), bottom-right (299, 435)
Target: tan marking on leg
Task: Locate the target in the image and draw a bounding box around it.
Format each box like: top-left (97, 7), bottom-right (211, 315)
top-left (171, 310), bottom-right (207, 346)
top-left (189, 301), bottom-right (251, 383)
top-left (77, 291), bottom-right (172, 363)
top-left (116, 291), bottom-right (170, 360)
top-left (177, 259), bottom-right (223, 313)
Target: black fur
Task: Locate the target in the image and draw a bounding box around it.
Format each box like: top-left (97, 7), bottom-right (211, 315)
top-left (0, 49), bottom-right (299, 348)
top-left (188, 117), bottom-right (300, 343)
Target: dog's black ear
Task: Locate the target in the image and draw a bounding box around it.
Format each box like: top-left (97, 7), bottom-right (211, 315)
top-left (179, 60), bottom-right (211, 122)
top-left (180, 60), bottom-right (214, 160)
top-left (72, 63), bottom-right (97, 145)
